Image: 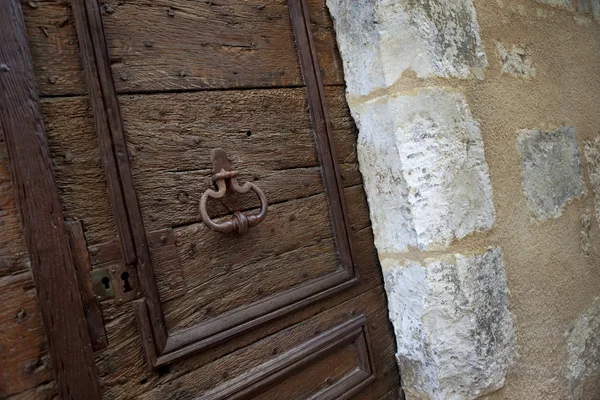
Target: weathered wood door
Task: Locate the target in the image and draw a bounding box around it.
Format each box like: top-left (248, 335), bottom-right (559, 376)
top-left (13, 0), bottom-right (400, 398)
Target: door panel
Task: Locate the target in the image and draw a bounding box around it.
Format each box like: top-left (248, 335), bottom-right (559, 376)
top-left (19, 0), bottom-right (401, 397)
top-left (77, 0), bottom-right (363, 368)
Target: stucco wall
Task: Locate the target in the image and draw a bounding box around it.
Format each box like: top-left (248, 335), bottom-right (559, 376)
top-left (327, 0), bottom-right (600, 398)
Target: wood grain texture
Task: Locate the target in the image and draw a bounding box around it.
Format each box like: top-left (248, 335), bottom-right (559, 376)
top-left (2, 381), bottom-right (58, 400)
top-left (72, 0), bottom-right (168, 351)
top-left (21, 0), bottom-right (87, 96)
top-left (0, 273), bottom-right (53, 398)
top-left (66, 220), bottom-right (108, 350)
top-left (118, 86), bottom-right (359, 230)
top-left (0, 134), bottom-right (29, 278)
top-left (200, 316), bottom-right (374, 400)
top-left (290, 0), bottom-right (356, 275)
top-left (99, 0), bottom-right (343, 93)
top-left (89, 229), bottom-right (186, 303)
top-left (42, 96), bottom-right (117, 245)
top-left (0, 1), bottom-right (101, 397)
top-left (164, 185), bottom-right (371, 332)
top-left (137, 287), bottom-right (395, 400)
top-left (92, 223), bottom-right (393, 399)
top-left (20, 0), bottom-right (342, 97)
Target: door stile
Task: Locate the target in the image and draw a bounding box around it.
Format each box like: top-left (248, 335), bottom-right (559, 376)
top-left (0, 0), bottom-right (102, 397)
top-left (288, 0), bottom-right (358, 277)
top-left (71, 0), bottom-right (168, 352)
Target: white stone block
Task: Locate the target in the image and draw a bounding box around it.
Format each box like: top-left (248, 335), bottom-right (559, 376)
top-left (326, 0), bottom-right (487, 95)
top-left (517, 126), bottom-right (585, 220)
top-left (496, 43), bottom-right (536, 79)
top-left (566, 297), bottom-right (600, 398)
top-left (584, 137), bottom-right (600, 227)
top-left (383, 248), bottom-right (516, 399)
top-left (355, 88), bottom-right (495, 252)
top-left (536, 0), bottom-right (575, 11)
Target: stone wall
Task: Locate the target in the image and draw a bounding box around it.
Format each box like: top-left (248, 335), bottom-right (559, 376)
top-left (327, 0), bottom-right (600, 398)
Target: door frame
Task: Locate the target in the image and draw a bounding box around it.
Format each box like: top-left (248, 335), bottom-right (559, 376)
top-left (0, 0), bottom-right (102, 397)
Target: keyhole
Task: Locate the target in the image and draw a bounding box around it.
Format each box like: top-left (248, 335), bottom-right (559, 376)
top-left (101, 276), bottom-right (110, 289)
top-left (121, 272), bottom-right (132, 293)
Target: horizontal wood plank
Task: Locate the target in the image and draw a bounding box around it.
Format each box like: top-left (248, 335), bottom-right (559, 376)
top-left (21, 0), bottom-right (343, 97)
top-left (164, 192), bottom-right (336, 330)
top-left (100, 0), bottom-right (343, 93)
top-left (119, 86), bottom-right (357, 230)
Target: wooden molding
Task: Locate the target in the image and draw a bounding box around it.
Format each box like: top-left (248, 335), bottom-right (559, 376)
top-left (199, 316), bottom-right (376, 400)
top-left (71, 0), bottom-right (168, 351)
top-left (72, 0), bottom-right (360, 368)
top-left (0, 1), bottom-right (102, 397)
top-left (66, 221), bottom-right (108, 351)
top-left (289, 0), bottom-right (357, 277)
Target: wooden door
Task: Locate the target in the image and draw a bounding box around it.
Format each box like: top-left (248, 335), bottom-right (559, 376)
top-left (8, 0), bottom-right (400, 398)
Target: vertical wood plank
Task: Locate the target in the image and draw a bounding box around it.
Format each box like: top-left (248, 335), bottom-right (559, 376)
top-left (66, 220), bottom-right (108, 351)
top-left (0, 1), bottom-right (102, 398)
top-left (71, 0), bottom-right (168, 351)
top-left (289, 0), bottom-right (357, 274)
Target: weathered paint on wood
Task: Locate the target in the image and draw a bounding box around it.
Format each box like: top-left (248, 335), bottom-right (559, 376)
top-left (0, 0), bottom-right (101, 397)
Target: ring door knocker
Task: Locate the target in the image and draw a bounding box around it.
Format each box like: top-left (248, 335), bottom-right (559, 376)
top-left (199, 148), bottom-right (268, 236)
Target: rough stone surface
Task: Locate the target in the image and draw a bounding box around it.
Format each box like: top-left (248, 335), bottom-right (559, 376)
top-left (584, 137), bottom-right (600, 227)
top-left (578, 0), bottom-right (592, 13)
top-left (383, 248), bottom-right (516, 399)
top-left (536, 0), bottom-right (575, 11)
top-left (354, 88), bottom-right (495, 252)
top-left (517, 126), bottom-right (585, 220)
top-left (592, 0), bottom-right (600, 22)
top-left (581, 209), bottom-right (592, 256)
top-left (566, 297), bottom-right (600, 398)
top-left (496, 43), bottom-right (536, 79)
top-left (326, 0), bottom-right (487, 95)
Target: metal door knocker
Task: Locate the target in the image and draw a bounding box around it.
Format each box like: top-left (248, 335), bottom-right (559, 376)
top-left (199, 149), bottom-right (268, 236)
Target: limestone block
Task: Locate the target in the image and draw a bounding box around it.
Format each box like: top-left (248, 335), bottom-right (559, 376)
top-left (383, 248), bottom-right (516, 399)
top-left (536, 0), bottom-right (575, 11)
top-left (355, 88), bottom-right (495, 252)
top-left (578, 0), bottom-right (591, 13)
top-left (584, 137), bottom-right (600, 226)
top-left (592, 0), bottom-right (600, 22)
top-left (326, 0), bottom-right (487, 95)
top-left (566, 297), bottom-right (600, 398)
top-left (496, 43), bottom-right (536, 79)
top-left (517, 126), bottom-right (585, 220)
